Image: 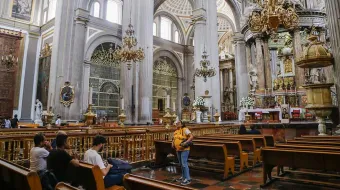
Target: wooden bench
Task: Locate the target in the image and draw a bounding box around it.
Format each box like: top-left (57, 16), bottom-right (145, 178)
top-left (70, 162), bottom-right (124, 190)
top-left (198, 136), bottom-right (261, 164)
top-left (0, 158), bottom-right (42, 190)
top-left (205, 134), bottom-right (268, 148)
top-left (261, 147), bottom-right (340, 188)
top-left (276, 143), bottom-right (340, 151)
top-left (193, 139), bottom-right (248, 171)
top-left (123, 173), bottom-right (197, 190)
top-left (287, 140), bottom-right (340, 146)
top-left (295, 137), bottom-right (340, 141)
top-left (154, 140), bottom-right (235, 179)
top-left (55, 182), bottom-right (80, 190)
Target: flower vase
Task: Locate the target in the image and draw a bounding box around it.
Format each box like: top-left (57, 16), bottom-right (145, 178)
top-left (196, 110), bottom-right (202, 123)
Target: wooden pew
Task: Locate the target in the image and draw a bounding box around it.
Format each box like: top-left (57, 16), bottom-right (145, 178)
top-left (55, 182), bottom-right (80, 190)
top-left (123, 173), bottom-right (197, 190)
top-left (261, 147), bottom-right (340, 188)
top-left (0, 158), bottom-right (42, 190)
top-left (295, 137), bottom-right (340, 141)
top-left (276, 144), bottom-right (340, 151)
top-left (197, 136), bottom-right (261, 164)
top-left (71, 162), bottom-right (124, 190)
top-left (204, 134), bottom-right (268, 148)
top-left (192, 139), bottom-right (248, 171)
top-left (154, 140), bottom-right (235, 179)
top-left (287, 140), bottom-right (340, 146)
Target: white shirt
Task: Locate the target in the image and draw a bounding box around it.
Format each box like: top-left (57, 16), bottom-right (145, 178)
top-left (55, 119), bottom-right (61, 125)
top-left (84, 149), bottom-right (106, 171)
top-left (4, 119), bottom-right (11, 128)
top-left (29, 147), bottom-right (49, 171)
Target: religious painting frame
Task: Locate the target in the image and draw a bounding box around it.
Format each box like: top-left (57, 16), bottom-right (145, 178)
top-left (60, 81), bottom-right (74, 107)
top-left (11, 0), bottom-right (34, 22)
top-left (281, 104), bottom-right (290, 123)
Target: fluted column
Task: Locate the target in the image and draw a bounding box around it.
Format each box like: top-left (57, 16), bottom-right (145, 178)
top-left (263, 39), bottom-right (272, 89)
top-left (293, 28), bottom-right (304, 88)
top-left (137, 0), bottom-right (154, 124)
top-left (255, 37), bottom-right (265, 92)
top-left (234, 33), bottom-right (249, 109)
top-left (68, 9), bottom-right (89, 120)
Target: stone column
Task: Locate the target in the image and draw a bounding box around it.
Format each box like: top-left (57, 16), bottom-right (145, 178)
top-left (320, 29), bottom-right (334, 83)
top-left (293, 28), bottom-right (304, 88)
top-left (246, 44), bottom-right (252, 70)
top-left (255, 36), bottom-right (265, 92)
top-left (234, 33), bottom-right (249, 109)
top-left (220, 70), bottom-right (223, 104)
top-left (263, 39), bottom-right (272, 89)
top-left (184, 47), bottom-right (194, 100)
top-left (229, 68), bottom-right (234, 105)
top-left (68, 9), bottom-right (89, 120)
top-left (20, 32), bottom-right (40, 121)
top-left (82, 61), bottom-right (91, 114)
top-left (137, 0), bottom-right (154, 124)
top-left (48, 0), bottom-right (77, 118)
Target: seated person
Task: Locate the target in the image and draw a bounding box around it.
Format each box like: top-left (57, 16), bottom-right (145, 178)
top-left (84, 135), bottom-right (124, 188)
top-left (248, 125), bottom-right (261, 134)
top-left (238, 125), bottom-right (247, 135)
top-left (47, 133), bottom-right (79, 183)
top-left (30, 133), bottom-right (52, 172)
top-left (51, 131), bottom-right (67, 149)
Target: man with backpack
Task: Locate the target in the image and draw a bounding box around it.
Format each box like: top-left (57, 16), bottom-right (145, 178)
top-left (84, 135), bottom-right (126, 188)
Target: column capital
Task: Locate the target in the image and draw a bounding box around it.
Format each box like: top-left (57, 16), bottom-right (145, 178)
top-left (75, 8), bottom-right (90, 25)
top-left (191, 8), bottom-right (206, 25)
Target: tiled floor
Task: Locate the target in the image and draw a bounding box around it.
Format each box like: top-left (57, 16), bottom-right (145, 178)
top-left (133, 165), bottom-right (340, 190)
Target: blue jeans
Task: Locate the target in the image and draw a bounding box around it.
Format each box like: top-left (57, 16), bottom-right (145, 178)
top-left (176, 150), bottom-right (190, 180)
top-left (104, 173), bottom-right (124, 188)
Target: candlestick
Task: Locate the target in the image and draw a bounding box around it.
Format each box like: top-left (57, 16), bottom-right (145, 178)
top-left (89, 87), bottom-right (93, 104)
top-left (121, 98), bottom-right (124, 109)
top-left (173, 102), bottom-right (176, 112)
top-left (166, 95), bottom-right (170, 108)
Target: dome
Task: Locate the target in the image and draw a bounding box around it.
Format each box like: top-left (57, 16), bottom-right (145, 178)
top-left (296, 35), bottom-right (333, 68)
top-left (158, 0), bottom-right (193, 16)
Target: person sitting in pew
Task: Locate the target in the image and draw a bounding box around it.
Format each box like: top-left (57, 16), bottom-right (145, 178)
top-left (47, 133), bottom-right (79, 183)
top-left (30, 133), bottom-right (52, 172)
top-left (172, 121), bottom-right (194, 186)
top-left (51, 131), bottom-right (67, 149)
top-left (248, 125), bottom-right (261, 135)
top-left (84, 135), bottom-right (124, 188)
top-left (238, 125), bottom-right (247, 134)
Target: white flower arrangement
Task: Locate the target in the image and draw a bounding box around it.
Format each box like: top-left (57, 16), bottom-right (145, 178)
top-left (240, 96), bottom-right (255, 108)
top-left (193, 97), bottom-right (205, 107)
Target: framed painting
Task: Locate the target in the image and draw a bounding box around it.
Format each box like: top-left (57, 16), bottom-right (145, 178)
top-left (60, 81), bottom-right (74, 107)
top-left (11, 0), bottom-right (33, 21)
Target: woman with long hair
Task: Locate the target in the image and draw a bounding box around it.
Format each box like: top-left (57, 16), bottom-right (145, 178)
top-left (172, 121), bottom-right (194, 186)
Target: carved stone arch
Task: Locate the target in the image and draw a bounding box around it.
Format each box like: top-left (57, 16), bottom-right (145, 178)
top-left (154, 11), bottom-right (186, 44)
top-left (217, 13), bottom-right (236, 33)
top-left (84, 32), bottom-right (122, 61)
top-left (224, 0), bottom-right (242, 32)
top-left (100, 82), bottom-right (119, 93)
top-left (154, 0), bottom-right (195, 12)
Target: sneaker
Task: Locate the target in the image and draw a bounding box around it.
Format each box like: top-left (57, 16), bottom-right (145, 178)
top-left (175, 177), bottom-right (183, 182)
top-left (181, 179), bottom-right (191, 186)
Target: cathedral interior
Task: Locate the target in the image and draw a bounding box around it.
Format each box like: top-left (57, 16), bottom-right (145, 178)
top-left (1, 0), bottom-right (340, 189)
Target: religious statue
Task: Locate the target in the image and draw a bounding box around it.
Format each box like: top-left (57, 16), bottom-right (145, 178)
top-left (310, 68), bottom-right (320, 84)
top-left (248, 64), bottom-right (258, 91)
top-left (34, 99), bottom-right (43, 126)
top-left (223, 87), bottom-right (231, 103)
top-left (284, 58), bottom-right (293, 74)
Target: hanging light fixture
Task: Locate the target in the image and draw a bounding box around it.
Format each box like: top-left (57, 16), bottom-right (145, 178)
top-left (114, 22), bottom-right (144, 70)
top-left (248, 0), bottom-right (299, 35)
top-left (1, 47), bottom-right (18, 70)
top-left (194, 48), bottom-right (216, 82)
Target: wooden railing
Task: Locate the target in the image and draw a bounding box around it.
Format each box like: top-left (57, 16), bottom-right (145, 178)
top-left (0, 124), bottom-right (239, 165)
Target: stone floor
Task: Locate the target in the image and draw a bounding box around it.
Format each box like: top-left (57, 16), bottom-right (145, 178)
top-left (132, 165), bottom-right (340, 190)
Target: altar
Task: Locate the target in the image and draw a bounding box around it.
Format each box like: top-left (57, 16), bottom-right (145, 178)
top-left (239, 108), bottom-right (281, 121)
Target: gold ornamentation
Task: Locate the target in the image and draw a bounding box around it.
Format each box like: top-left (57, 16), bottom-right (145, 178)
top-left (194, 49), bottom-right (216, 82)
top-left (113, 24), bottom-right (145, 70)
top-left (91, 43), bottom-right (120, 67)
top-left (60, 81), bottom-right (74, 107)
top-left (153, 58), bottom-right (177, 77)
top-left (249, 0), bottom-right (299, 34)
top-left (84, 104), bottom-right (96, 126)
top-left (40, 43), bottom-right (52, 58)
top-left (1, 48), bottom-right (18, 70)
top-left (284, 57), bottom-right (293, 73)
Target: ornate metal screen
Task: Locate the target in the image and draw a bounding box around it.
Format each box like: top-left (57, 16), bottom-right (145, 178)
top-left (90, 43), bottom-right (120, 120)
top-left (152, 57), bottom-right (178, 113)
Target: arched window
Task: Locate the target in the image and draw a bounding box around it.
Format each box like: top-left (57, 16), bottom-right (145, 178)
top-left (153, 22), bottom-right (157, 36)
top-left (106, 0), bottom-right (122, 24)
top-left (160, 17), bottom-right (172, 41)
top-left (93, 2), bottom-right (100, 18)
top-left (174, 31), bottom-right (179, 43)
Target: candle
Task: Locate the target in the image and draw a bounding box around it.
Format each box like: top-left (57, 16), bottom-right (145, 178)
top-left (121, 98), bottom-right (124, 109)
top-left (89, 87), bottom-right (93, 104)
top-left (173, 102), bottom-right (176, 112)
top-left (265, 89), bottom-right (267, 96)
top-left (166, 95), bottom-right (170, 108)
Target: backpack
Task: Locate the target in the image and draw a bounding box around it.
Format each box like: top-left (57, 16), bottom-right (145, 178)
top-left (38, 170), bottom-right (59, 190)
top-left (107, 158), bottom-right (132, 175)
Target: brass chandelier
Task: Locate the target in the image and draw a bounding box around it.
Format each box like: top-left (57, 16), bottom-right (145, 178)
top-left (248, 0), bottom-right (299, 34)
top-left (194, 49), bottom-right (216, 82)
top-left (114, 23), bottom-right (145, 70)
top-left (1, 48), bottom-right (18, 70)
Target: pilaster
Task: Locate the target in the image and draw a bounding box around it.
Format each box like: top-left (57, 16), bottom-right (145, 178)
top-left (293, 28), bottom-right (304, 89)
top-left (263, 39), bottom-right (272, 89)
top-left (255, 37), bottom-right (265, 92)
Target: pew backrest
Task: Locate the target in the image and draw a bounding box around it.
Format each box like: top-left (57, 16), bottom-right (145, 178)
top-left (0, 158), bottom-right (42, 190)
top-left (193, 139), bottom-right (242, 157)
top-left (198, 136), bottom-right (256, 152)
top-left (275, 144), bottom-right (340, 151)
top-left (55, 182), bottom-right (80, 190)
top-left (72, 162), bottom-right (106, 190)
top-left (123, 173), bottom-right (197, 190)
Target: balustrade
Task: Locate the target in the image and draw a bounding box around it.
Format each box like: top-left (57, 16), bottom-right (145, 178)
top-left (0, 124), bottom-right (239, 165)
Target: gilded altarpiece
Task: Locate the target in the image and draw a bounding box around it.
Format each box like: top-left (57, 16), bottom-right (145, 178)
top-left (36, 44), bottom-right (52, 110)
top-left (0, 29), bottom-right (23, 117)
